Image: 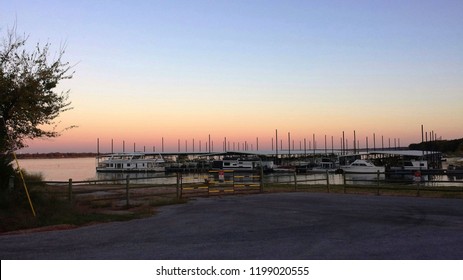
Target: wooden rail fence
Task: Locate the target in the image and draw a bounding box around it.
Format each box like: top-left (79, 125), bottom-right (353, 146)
top-left (26, 170), bottom-right (463, 210)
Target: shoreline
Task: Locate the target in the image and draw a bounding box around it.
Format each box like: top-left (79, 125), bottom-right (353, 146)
top-left (16, 152), bottom-right (98, 159)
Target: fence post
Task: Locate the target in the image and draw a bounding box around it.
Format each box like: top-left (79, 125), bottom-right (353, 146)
top-left (343, 172), bottom-right (347, 194)
top-left (326, 170), bottom-right (330, 193)
top-left (376, 170), bottom-right (380, 196)
top-left (415, 172), bottom-right (421, 197)
top-left (125, 175), bottom-right (130, 208)
top-left (68, 178), bottom-right (73, 202)
top-left (176, 173), bottom-right (182, 199)
top-left (232, 171), bottom-right (235, 192)
top-left (416, 181), bottom-right (421, 197)
top-left (293, 172), bottom-right (297, 191)
top-left (259, 166), bottom-right (264, 193)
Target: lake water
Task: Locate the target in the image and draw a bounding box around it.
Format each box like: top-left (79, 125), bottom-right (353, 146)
top-left (17, 157), bottom-right (98, 181)
top-left (17, 157), bottom-right (463, 186)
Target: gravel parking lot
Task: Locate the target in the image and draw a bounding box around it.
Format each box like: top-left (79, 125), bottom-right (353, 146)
top-left (1, 192), bottom-right (463, 259)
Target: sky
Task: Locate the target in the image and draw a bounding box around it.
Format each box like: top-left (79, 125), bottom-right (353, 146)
top-left (1, 0), bottom-right (462, 153)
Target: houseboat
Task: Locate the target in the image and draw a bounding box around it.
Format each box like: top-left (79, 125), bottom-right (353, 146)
top-left (212, 157), bottom-right (274, 172)
top-left (96, 153), bottom-right (166, 172)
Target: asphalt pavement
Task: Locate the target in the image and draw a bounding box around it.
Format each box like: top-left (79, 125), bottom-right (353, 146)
top-left (1, 192), bottom-right (463, 259)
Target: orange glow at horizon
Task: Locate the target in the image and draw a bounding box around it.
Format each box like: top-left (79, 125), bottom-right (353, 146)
top-left (21, 118), bottom-right (462, 154)
top-left (21, 93), bottom-right (463, 153)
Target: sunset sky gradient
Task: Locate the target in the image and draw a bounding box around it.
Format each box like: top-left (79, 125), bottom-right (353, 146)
top-left (2, 0), bottom-right (462, 153)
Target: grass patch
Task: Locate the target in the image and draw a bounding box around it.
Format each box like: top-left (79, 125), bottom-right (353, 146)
top-left (0, 188), bottom-right (139, 233)
top-left (0, 179), bottom-right (188, 233)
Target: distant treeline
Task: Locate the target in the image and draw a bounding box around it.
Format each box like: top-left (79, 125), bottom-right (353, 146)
top-left (16, 152), bottom-right (98, 159)
top-left (409, 138), bottom-right (463, 156)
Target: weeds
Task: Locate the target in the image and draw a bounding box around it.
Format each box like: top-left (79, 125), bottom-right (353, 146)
top-left (0, 171), bottom-right (187, 233)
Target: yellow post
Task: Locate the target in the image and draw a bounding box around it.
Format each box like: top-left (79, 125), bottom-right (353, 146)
top-left (2, 116), bottom-right (36, 217)
top-left (12, 152), bottom-right (36, 217)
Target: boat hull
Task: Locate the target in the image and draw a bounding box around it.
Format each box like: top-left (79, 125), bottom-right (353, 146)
top-left (96, 167), bottom-right (166, 173)
top-left (341, 167), bottom-right (385, 174)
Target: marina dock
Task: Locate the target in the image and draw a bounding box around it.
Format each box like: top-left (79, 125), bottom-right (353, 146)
top-left (96, 148), bottom-right (453, 176)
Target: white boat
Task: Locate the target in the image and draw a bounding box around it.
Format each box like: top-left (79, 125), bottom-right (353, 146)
top-left (389, 160), bottom-right (428, 172)
top-left (341, 159), bottom-right (385, 174)
top-left (96, 153), bottom-right (166, 172)
top-left (402, 160), bottom-right (428, 170)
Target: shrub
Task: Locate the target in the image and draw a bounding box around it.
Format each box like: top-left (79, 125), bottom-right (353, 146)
top-left (0, 155), bottom-right (14, 191)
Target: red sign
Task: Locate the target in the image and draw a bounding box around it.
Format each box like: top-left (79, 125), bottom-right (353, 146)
top-left (218, 170), bottom-right (225, 182)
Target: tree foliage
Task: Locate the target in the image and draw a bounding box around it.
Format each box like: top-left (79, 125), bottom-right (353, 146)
top-left (0, 27), bottom-right (74, 154)
top-left (1, 27), bottom-right (74, 190)
top-left (409, 138), bottom-right (463, 156)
